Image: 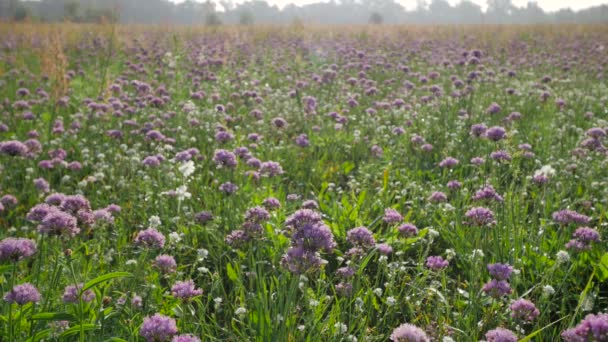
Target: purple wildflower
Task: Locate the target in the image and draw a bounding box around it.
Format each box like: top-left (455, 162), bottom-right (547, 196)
top-left (464, 207), bottom-right (496, 226)
top-left (562, 313), bottom-right (608, 341)
top-left (510, 299), bottom-right (540, 322)
top-left (212, 149), bottom-right (237, 168)
top-left (487, 263), bottom-right (514, 280)
top-left (154, 255), bottom-right (177, 273)
top-left (346, 227), bottom-right (376, 248)
top-left (390, 323), bottom-right (429, 341)
top-left (38, 211), bottom-right (80, 237)
top-left (486, 327), bottom-right (518, 342)
top-left (172, 335), bottom-right (201, 342)
top-left (0, 238), bottom-right (37, 262)
top-left (134, 228), bottom-right (165, 248)
top-left (552, 209), bottom-right (591, 225)
top-left (482, 279), bottom-right (512, 298)
top-left (426, 256), bottom-right (449, 271)
top-left (4, 283), bottom-right (41, 305)
top-left (140, 314), bottom-right (178, 342)
top-left (383, 208), bottom-right (403, 224)
top-left (485, 126), bottom-right (507, 141)
top-left (171, 280), bottom-right (203, 300)
top-left (439, 157), bottom-right (459, 168)
top-left (63, 283), bottom-right (95, 303)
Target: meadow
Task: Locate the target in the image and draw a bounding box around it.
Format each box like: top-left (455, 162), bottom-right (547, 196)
top-left (0, 23), bottom-right (607, 341)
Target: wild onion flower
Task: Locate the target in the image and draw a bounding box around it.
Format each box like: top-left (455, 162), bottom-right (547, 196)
top-left (510, 299), bottom-right (540, 321)
top-left (172, 335), bottom-right (201, 342)
top-left (4, 283), bottom-right (41, 305)
top-left (63, 283), bottom-right (95, 303)
top-left (472, 186), bottom-right (503, 202)
top-left (212, 149), bottom-right (237, 168)
top-left (426, 256), bottom-right (449, 270)
top-left (171, 280), bottom-right (203, 300)
top-left (428, 191), bottom-right (447, 203)
top-left (566, 227), bottom-right (600, 251)
top-left (38, 211), bottom-right (80, 237)
top-left (485, 126), bottom-right (507, 141)
top-left (194, 211), bottom-right (213, 224)
top-left (398, 223), bottom-right (418, 237)
top-left (485, 327), bottom-right (517, 342)
top-left (346, 227), bottom-right (376, 248)
top-left (154, 255), bottom-right (177, 273)
top-left (383, 208), bottom-right (403, 224)
top-left (464, 207), bottom-right (496, 226)
top-left (487, 263), bottom-right (514, 280)
top-left (134, 228), bottom-right (166, 248)
top-left (0, 238), bottom-right (37, 262)
top-left (561, 313), bottom-right (608, 341)
top-left (390, 323), bottom-right (429, 341)
top-left (439, 157), bottom-right (459, 168)
top-left (482, 279), bottom-right (512, 298)
top-left (263, 197), bottom-right (281, 210)
top-left (552, 209), bottom-right (591, 225)
top-left (244, 206), bottom-right (270, 223)
top-left (376, 243), bottom-right (393, 255)
top-left (0, 140), bottom-right (28, 156)
top-left (140, 313), bottom-right (178, 342)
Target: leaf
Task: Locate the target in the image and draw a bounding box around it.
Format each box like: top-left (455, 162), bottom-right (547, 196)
top-left (83, 272), bottom-right (132, 291)
top-left (226, 263), bottom-right (238, 282)
top-left (105, 338), bottom-right (128, 342)
top-left (59, 324), bottom-right (98, 338)
top-left (26, 328), bottom-right (51, 342)
top-left (31, 312), bottom-right (77, 321)
top-left (520, 316), bottom-right (568, 342)
top-left (595, 253), bottom-right (608, 282)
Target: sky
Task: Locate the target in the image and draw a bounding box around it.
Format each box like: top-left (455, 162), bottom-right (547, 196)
top-left (173, 0), bottom-right (608, 11)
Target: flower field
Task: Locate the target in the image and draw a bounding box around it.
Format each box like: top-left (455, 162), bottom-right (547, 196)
top-left (0, 24), bottom-right (607, 341)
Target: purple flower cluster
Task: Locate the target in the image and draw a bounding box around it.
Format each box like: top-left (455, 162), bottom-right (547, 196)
top-left (171, 280), bottom-right (203, 300)
top-left (482, 263), bottom-right (514, 297)
top-left (485, 327), bottom-right (517, 342)
top-left (510, 298), bottom-right (540, 322)
top-left (464, 207), bottom-right (496, 226)
top-left (472, 185), bottom-right (504, 202)
top-left (397, 223), bottom-right (418, 237)
top-left (4, 283), bottom-right (41, 305)
top-left (281, 209), bottom-right (335, 274)
top-left (552, 209), bottom-right (591, 225)
top-left (63, 283), bottom-right (96, 303)
top-left (0, 238), bottom-right (37, 262)
top-left (561, 313), bottom-right (608, 341)
top-left (565, 227), bottom-right (600, 251)
top-left (346, 226), bottom-right (376, 248)
top-left (383, 208), bottom-right (403, 224)
top-left (134, 228), bottom-right (166, 248)
top-left (140, 313), bottom-right (178, 342)
top-left (390, 323), bottom-right (429, 341)
top-left (426, 255), bottom-right (449, 271)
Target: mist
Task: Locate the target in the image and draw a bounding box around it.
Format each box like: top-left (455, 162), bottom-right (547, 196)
top-left (1, 0), bottom-right (607, 24)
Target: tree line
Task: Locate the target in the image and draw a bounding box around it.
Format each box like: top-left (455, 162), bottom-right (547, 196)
top-left (1, 0), bottom-right (607, 24)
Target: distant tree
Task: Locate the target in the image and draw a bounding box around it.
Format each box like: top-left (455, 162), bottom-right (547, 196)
top-left (369, 11), bottom-right (383, 24)
top-left (239, 10), bottom-right (254, 25)
top-left (65, 1), bottom-right (80, 21)
top-left (206, 12), bottom-right (222, 26)
top-left (14, 4), bottom-right (30, 21)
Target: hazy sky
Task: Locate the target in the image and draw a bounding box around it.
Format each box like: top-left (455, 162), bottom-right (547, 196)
top-left (173, 0), bottom-right (607, 12)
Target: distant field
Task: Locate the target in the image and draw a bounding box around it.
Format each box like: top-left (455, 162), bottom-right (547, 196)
top-left (0, 24), bottom-right (607, 341)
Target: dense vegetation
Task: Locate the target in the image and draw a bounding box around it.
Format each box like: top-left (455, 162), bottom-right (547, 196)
top-left (0, 24), bottom-right (607, 341)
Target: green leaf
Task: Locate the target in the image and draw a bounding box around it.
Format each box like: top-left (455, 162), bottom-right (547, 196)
top-left (595, 253), bottom-right (608, 282)
top-left (226, 263), bottom-right (238, 282)
top-left (520, 316), bottom-right (568, 342)
top-left (105, 338), bottom-right (128, 342)
top-left (26, 328), bottom-right (51, 342)
top-left (59, 324), bottom-right (98, 338)
top-left (83, 272), bottom-right (132, 291)
top-left (31, 312), bottom-right (77, 322)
